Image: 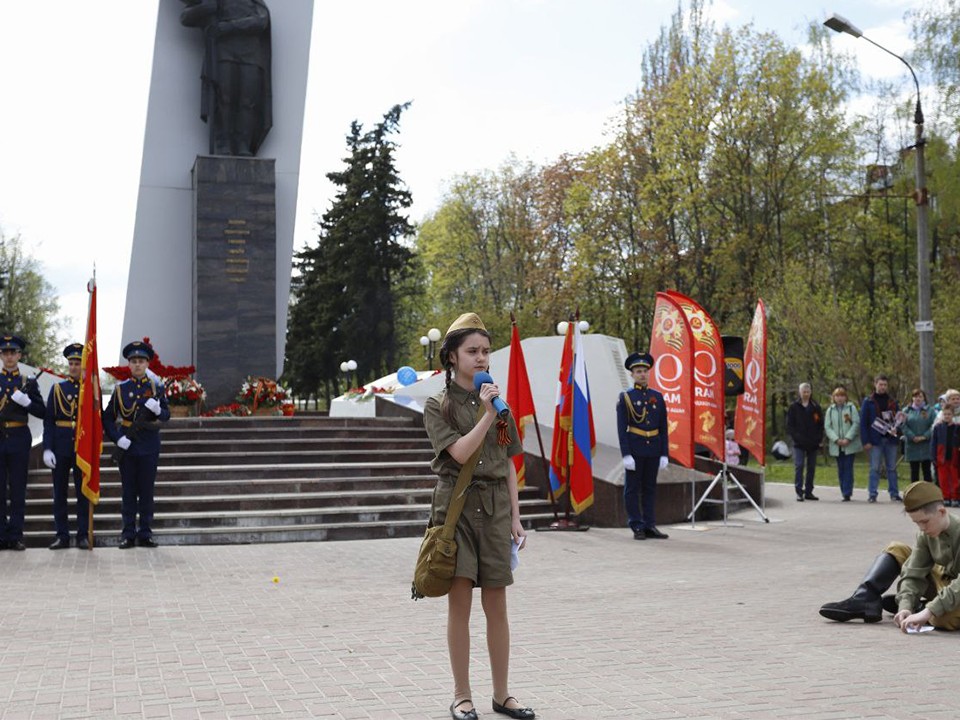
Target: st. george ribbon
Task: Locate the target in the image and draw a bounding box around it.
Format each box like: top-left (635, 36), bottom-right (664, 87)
top-left (473, 371), bottom-right (510, 418)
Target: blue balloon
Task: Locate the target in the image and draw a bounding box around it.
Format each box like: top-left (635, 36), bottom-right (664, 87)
top-left (397, 366), bottom-right (418, 386)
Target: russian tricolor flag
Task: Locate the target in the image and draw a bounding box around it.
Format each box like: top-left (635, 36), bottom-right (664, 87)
top-left (567, 321), bottom-right (595, 513)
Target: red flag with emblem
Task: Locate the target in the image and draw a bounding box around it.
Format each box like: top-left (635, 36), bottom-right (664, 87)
top-left (507, 322), bottom-right (535, 489)
top-left (548, 322), bottom-right (575, 496)
top-left (76, 278), bottom-right (102, 506)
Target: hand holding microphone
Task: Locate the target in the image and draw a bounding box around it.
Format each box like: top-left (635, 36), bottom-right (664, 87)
top-left (473, 371), bottom-right (510, 419)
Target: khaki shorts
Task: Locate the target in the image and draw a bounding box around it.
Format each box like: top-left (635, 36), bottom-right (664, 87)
top-left (431, 477), bottom-right (513, 588)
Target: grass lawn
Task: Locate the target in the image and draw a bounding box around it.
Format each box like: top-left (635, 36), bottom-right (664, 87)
top-left (760, 452), bottom-right (910, 491)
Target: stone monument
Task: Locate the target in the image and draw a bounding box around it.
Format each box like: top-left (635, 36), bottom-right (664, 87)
top-left (122, 0), bottom-right (313, 408)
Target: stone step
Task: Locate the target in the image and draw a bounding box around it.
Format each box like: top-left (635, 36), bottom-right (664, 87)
top-left (20, 500), bottom-right (558, 547)
top-left (159, 426), bottom-right (428, 441)
top-left (166, 415), bottom-right (417, 430)
top-left (90, 448), bottom-right (434, 466)
top-left (24, 511), bottom-right (560, 547)
top-left (28, 461), bottom-right (434, 483)
top-left (152, 438), bottom-right (433, 454)
top-left (24, 474), bottom-right (441, 499)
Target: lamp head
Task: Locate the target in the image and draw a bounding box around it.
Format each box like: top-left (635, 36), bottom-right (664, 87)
top-left (824, 13), bottom-right (862, 38)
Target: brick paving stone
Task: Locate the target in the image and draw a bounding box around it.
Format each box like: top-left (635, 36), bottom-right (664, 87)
top-left (3, 482), bottom-right (960, 718)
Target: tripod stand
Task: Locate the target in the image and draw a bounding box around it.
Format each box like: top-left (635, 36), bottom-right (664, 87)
top-left (688, 462), bottom-right (769, 527)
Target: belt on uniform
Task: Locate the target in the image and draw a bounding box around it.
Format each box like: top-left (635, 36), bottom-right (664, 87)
top-left (55, 421), bottom-right (76, 428)
top-left (628, 427), bottom-right (659, 438)
top-left (1, 421), bottom-right (26, 428)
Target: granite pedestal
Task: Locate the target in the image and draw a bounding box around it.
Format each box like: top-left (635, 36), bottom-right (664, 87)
top-left (192, 156), bottom-right (277, 408)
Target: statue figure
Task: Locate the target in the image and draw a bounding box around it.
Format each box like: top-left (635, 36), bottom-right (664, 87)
top-left (180, 0), bottom-right (273, 157)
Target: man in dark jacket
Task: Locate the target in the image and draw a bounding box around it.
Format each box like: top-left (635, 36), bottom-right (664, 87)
top-left (787, 382), bottom-right (824, 501)
top-left (860, 374), bottom-right (902, 503)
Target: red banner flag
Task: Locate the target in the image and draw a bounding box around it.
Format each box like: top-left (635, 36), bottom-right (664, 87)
top-left (507, 322), bottom-right (536, 489)
top-left (76, 278), bottom-right (103, 505)
top-left (735, 299), bottom-right (767, 466)
top-left (649, 292), bottom-right (695, 468)
top-left (665, 291), bottom-right (726, 461)
top-left (548, 322), bottom-right (575, 496)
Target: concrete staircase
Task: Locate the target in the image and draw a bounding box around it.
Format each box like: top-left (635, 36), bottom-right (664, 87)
top-left (22, 415), bottom-right (556, 547)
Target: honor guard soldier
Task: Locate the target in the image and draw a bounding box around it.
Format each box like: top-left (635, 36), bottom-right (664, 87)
top-left (0, 335), bottom-right (45, 550)
top-left (42, 343), bottom-right (89, 549)
top-left (617, 352), bottom-right (670, 541)
top-left (102, 340), bottom-right (169, 549)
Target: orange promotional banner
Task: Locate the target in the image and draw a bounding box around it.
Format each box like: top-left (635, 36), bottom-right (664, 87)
top-left (665, 291), bottom-right (725, 461)
top-left (648, 292), bottom-right (695, 468)
top-left (506, 322), bottom-right (536, 489)
top-left (76, 278), bottom-right (103, 504)
top-left (735, 299), bottom-right (767, 466)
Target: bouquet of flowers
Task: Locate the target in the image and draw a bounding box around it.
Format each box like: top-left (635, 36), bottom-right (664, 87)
top-left (236, 376), bottom-right (290, 411)
top-left (202, 403), bottom-right (252, 418)
top-left (165, 376), bottom-right (207, 406)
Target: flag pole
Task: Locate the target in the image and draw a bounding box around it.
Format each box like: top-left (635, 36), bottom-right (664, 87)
top-left (510, 313), bottom-right (560, 522)
top-left (540, 309), bottom-right (588, 532)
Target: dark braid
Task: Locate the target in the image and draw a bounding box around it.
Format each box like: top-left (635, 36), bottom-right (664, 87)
top-left (438, 327), bottom-right (492, 427)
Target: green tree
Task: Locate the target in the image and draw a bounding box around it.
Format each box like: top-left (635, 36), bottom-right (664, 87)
top-left (0, 231), bottom-right (66, 369)
top-left (286, 104), bottom-right (417, 404)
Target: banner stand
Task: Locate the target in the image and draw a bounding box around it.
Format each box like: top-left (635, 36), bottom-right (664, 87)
top-left (688, 462), bottom-right (769, 527)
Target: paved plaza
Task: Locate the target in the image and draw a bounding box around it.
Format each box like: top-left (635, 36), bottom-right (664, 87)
top-left (0, 481), bottom-right (955, 720)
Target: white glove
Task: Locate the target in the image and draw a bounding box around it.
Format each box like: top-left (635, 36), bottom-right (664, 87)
top-left (43, 450), bottom-right (57, 469)
top-left (117, 436), bottom-right (132, 450)
top-left (146, 369), bottom-right (161, 383)
top-left (144, 397), bottom-right (161, 415)
top-left (11, 389), bottom-right (30, 408)
top-left (622, 455), bottom-right (636, 472)
top-left (659, 456), bottom-right (669, 471)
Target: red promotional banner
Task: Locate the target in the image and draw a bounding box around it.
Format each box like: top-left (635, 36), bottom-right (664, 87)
top-left (735, 299), bottom-right (767, 466)
top-left (648, 292), bottom-right (695, 468)
top-left (666, 291), bottom-right (725, 461)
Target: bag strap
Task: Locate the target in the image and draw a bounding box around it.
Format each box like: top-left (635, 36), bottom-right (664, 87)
top-left (440, 408), bottom-right (485, 539)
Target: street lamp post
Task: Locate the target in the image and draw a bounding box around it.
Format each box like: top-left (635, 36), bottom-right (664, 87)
top-left (339, 359), bottom-right (357, 389)
top-left (419, 327), bottom-right (441, 370)
top-left (825, 13), bottom-right (935, 396)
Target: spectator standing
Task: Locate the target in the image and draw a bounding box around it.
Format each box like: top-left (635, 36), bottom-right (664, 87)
top-left (902, 389), bottom-right (934, 483)
top-left (824, 385), bottom-right (862, 501)
top-left (724, 428), bottom-right (741, 467)
top-left (786, 382), bottom-right (824, 501)
top-left (931, 406), bottom-right (960, 507)
top-left (860, 374), bottom-right (902, 503)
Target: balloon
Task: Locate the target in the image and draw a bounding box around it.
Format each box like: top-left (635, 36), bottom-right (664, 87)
top-left (397, 366), bottom-right (418, 386)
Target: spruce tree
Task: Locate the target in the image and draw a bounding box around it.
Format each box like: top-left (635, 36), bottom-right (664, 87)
top-left (286, 104), bottom-right (415, 404)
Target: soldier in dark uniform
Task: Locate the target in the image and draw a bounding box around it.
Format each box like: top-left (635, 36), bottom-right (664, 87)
top-left (42, 343), bottom-right (89, 550)
top-left (0, 335), bottom-right (45, 550)
top-left (102, 340), bottom-right (170, 549)
top-left (617, 352), bottom-right (670, 541)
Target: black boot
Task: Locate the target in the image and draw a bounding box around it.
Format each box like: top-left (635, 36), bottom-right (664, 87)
top-left (819, 552), bottom-right (900, 623)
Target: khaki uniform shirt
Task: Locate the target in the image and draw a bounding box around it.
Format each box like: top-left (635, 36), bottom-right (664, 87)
top-left (423, 382), bottom-right (522, 480)
top-left (896, 513), bottom-right (960, 616)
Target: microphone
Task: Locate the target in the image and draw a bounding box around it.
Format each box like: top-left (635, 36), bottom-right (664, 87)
top-left (473, 371), bottom-right (510, 418)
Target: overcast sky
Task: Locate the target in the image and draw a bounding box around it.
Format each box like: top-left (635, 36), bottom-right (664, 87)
top-left (0, 0), bottom-right (921, 363)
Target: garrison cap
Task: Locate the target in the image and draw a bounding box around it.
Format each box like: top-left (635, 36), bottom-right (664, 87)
top-left (122, 340), bottom-right (155, 361)
top-left (445, 312), bottom-right (487, 337)
top-left (0, 335), bottom-right (26, 352)
top-left (625, 352), bottom-right (654, 371)
top-left (903, 480), bottom-right (944, 512)
top-left (63, 343), bottom-right (83, 361)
